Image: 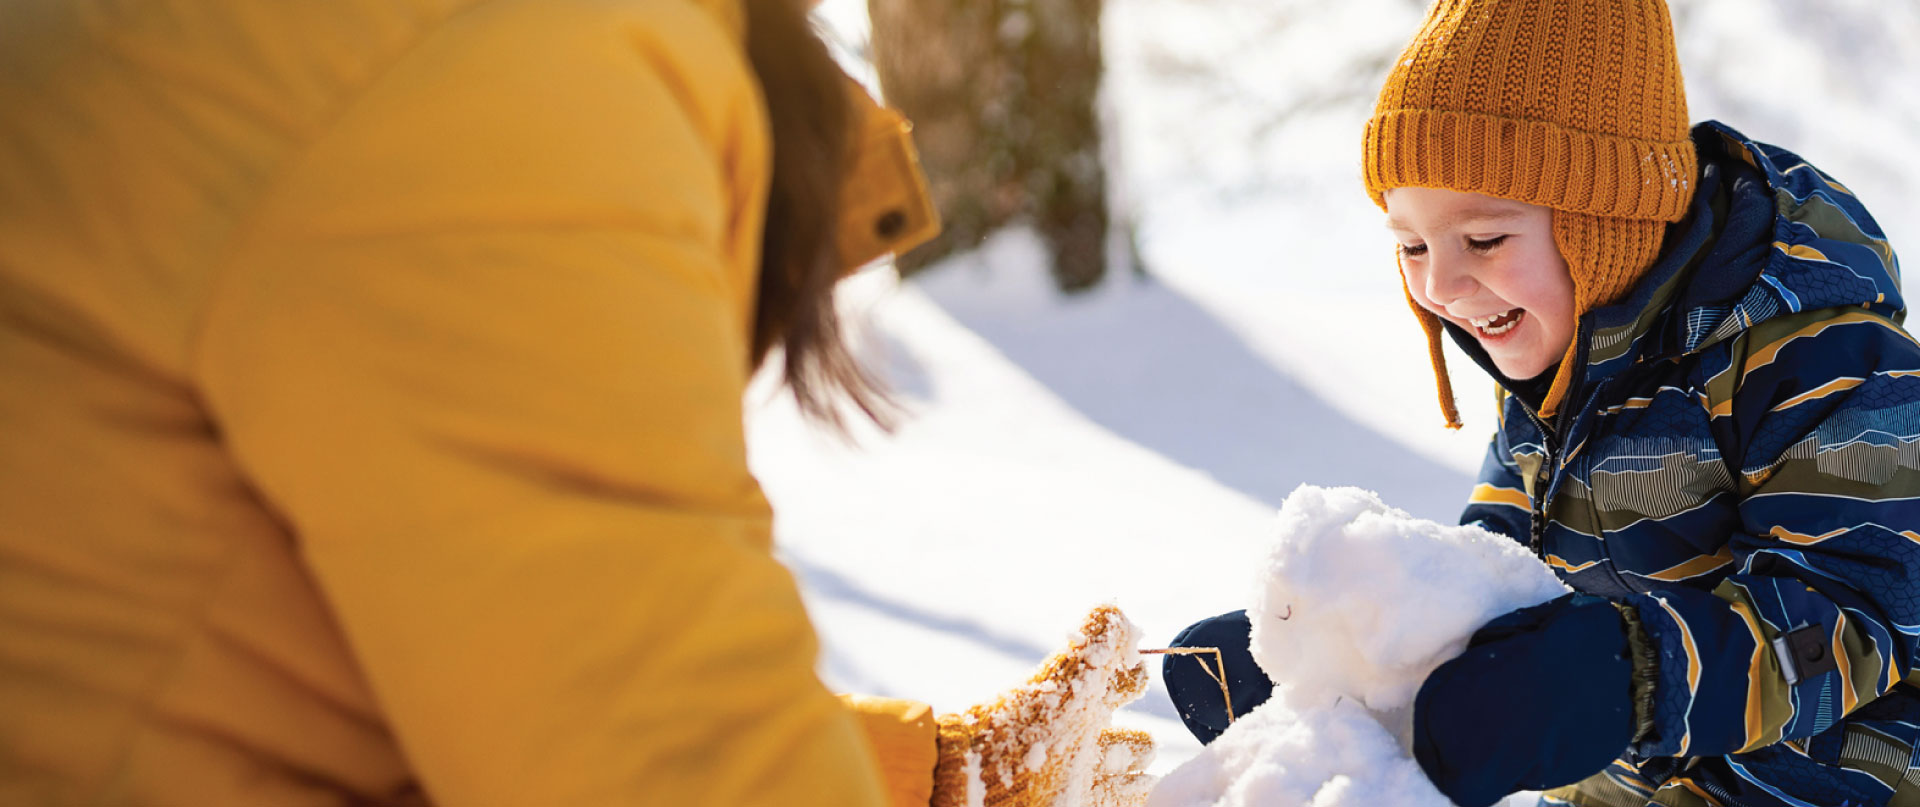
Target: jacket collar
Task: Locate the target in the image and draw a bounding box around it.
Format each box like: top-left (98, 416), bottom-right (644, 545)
top-left (834, 77), bottom-right (939, 274)
top-left (1448, 120), bottom-right (1904, 416)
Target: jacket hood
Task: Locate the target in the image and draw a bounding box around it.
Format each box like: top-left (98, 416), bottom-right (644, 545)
top-left (1449, 120), bottom-right (1905, 404)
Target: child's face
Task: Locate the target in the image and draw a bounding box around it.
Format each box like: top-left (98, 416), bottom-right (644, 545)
top-left (1385, 187), bottom-right (1574, 382)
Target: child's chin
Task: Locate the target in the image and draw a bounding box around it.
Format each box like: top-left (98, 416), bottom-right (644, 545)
top-left (1488, 353), bottom-right (1554, 382)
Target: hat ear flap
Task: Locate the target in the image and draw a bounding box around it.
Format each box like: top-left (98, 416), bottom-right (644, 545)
top-left (1402, 249), bottom-right (1463, 430)
top-left (1540, 210), bottom-right (1668, 420)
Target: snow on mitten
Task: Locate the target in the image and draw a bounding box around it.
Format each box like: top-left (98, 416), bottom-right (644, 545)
top-left (931, 605), bottom-right (1153, 807)
top-left (1091, 728), bottom-right (1157, 807)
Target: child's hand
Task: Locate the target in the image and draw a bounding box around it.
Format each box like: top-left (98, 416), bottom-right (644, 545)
top-left (1161, 609), bottom-right (1274, 744)
top-left (930, 604), bottom-right (1155, 807)
top-left (1412, 593), bottom-right (1636, 807)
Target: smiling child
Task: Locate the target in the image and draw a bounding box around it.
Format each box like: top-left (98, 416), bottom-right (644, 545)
top-left (1164, 1), bottom-right (1920, 806)
top-left (1386, 188), bottom-right (1574, 384)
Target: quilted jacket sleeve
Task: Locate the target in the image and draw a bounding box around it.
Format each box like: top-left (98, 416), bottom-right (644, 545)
top-left (1627, 308), bottom-right (1920, 759)
top-left (193, 2), bottom-right (890, 804)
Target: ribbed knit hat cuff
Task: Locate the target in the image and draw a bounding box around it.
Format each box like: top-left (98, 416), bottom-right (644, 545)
top-left (1364, 109), bottom-right (1697, 222)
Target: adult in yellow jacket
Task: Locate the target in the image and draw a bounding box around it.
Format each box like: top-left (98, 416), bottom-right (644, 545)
top-left (0, 1), bottom-right (1151, 804)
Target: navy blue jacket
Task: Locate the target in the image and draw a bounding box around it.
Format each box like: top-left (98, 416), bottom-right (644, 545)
top-left (1458, 122), bottom-right (1920, 807)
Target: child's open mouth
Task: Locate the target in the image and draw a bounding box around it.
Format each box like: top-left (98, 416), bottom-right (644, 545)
top-left (1470, 308), bottom-right (1524, 337)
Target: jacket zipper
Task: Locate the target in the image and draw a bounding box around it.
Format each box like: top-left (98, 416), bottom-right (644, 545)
top-left (1520, 404), bottom-right (1558, 557)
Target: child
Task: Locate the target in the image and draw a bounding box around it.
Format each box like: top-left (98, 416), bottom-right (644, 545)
top-left (1164, 1), bottom-right (1920, 805)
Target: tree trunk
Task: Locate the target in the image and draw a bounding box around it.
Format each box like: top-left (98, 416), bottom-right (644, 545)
top-left (869, 0), bottom-right (1109, 292)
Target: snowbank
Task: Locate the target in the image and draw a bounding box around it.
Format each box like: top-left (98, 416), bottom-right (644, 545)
top-left (1148, 486), bottom-right (1568, 807)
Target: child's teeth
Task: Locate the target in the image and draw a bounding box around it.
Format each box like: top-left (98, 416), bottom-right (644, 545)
top-left (1473, 309), bottom-right (1521, 335)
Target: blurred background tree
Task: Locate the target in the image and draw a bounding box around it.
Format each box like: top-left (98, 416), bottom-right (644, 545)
top-left (869, 0), bottom-right (1110, 293)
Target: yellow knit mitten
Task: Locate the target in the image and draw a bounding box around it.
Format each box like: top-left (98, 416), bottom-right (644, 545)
top-left (930, 605), bottom-right (1155, 807)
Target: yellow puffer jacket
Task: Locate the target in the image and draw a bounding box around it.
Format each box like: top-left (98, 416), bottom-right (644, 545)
top-left (0, 0), bottom-right (936, 804)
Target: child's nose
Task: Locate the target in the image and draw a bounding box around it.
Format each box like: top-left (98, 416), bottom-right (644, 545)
top-left (1424, 253), bottom-right (1478, 306)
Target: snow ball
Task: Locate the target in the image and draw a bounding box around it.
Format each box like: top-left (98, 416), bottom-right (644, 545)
top-left (1249, 485), bottom-right (1566, 714)
top-left (1147, 486), bottom-right (1567, 807)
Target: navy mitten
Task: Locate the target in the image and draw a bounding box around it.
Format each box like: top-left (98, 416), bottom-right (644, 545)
top-left (1163, 610), bottom-right (1274, 744)
top-left (1413, 593), bottom-right (1636, 807)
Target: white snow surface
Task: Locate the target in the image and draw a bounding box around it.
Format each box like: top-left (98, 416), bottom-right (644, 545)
top-left (1146, 486), bottom-right (1568, 807)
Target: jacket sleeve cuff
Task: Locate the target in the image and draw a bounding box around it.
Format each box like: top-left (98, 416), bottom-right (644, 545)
top-left (1614, 601), bottom-right (1660, 744)
top-left (840, 694), bottom-right (938, 807)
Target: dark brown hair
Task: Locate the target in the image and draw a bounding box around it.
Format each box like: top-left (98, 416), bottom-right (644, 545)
top-left (744, 0), bottom-right (892, 431)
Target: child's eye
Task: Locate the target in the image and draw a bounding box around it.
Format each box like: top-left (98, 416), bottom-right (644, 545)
top-left (1465, 235), bottom-right (1509, 253)
top-left (1398, 243), bottom-right (1428, 257)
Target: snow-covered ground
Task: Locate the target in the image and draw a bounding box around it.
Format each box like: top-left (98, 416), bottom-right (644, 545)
top-left (756, 0), bottom-right (1920, 793)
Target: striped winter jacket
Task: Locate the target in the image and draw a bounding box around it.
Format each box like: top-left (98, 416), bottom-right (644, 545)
top-left (1459, 121), bottom-right (1920, 807)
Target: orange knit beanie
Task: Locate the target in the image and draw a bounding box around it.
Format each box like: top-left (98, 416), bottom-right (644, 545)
top-left (1362, 0), bottom-right (1697, 428)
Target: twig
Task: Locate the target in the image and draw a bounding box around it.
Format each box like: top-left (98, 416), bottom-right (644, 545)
top-left (1140, 647), bottom-right (1237, 724)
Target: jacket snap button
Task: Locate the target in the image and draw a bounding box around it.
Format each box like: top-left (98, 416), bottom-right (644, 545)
top-left (874, 209), bottom-right (907, 240)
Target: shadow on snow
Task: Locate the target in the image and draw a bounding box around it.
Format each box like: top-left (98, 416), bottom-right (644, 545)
top-left (784, 552), bottom-right (1189, 723)
top-left (909, 260), bottom-right (1474, 523)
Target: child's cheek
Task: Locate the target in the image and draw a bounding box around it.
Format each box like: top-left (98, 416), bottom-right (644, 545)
top-left (1401, 265), bottom-right (1438, 314)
